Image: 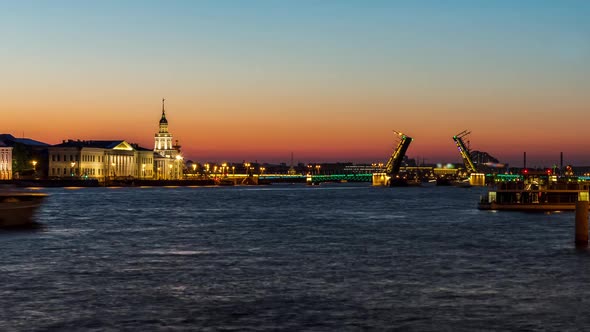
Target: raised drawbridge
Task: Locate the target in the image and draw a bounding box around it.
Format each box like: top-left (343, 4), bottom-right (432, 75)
top-left (452, 130), bottom-right (477, 174)
top-left (372, 131), bottom-right (413, 186)
top-left (452, 130), bottom-right (485, 185)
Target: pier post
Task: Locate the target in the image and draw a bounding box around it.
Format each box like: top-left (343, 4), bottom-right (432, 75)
top-left (575, 194), bottom-right (589, 247)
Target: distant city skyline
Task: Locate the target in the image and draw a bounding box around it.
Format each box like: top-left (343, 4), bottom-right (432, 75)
top-left (2, 1), bottom-right (589, 166)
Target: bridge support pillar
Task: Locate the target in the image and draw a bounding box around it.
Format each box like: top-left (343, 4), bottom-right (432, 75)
top-left (575, 196), bottom-right (589, 248)
top-left (372, 173), bottom-right (389, 186)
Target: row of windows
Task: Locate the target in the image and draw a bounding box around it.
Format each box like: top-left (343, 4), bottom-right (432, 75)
top-left (82, 155), bottom-right (105, 163)
top-left (51, 154), bottom-right (151, 164)
top-left (0, 150), bottom-right (11, 162)
top-left (50, 168), bottom-right (106, 176)
top-left (51, 154), bottom-right (78, 162)
top-left (50, 167), bottom-right (155, 177)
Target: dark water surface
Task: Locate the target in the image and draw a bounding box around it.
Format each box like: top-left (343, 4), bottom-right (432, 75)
top-left (2, 184), bottom-right (590, 331)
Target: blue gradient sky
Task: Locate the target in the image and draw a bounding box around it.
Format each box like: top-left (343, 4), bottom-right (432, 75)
top-left (2, 1), bottom-right (589, 166)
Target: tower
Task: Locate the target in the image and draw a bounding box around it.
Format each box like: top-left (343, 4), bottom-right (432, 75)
top-left (154, 98), bottom-right (174, 157)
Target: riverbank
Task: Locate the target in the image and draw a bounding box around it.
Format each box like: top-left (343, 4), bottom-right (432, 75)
top-left (0, 179), bottom-right (217, 187)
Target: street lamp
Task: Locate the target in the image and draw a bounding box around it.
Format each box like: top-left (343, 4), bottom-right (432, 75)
top-left (71, 161), bottom-right (76, 177)
top-left (192, 164), bottom-right (197, 177)
top-left (111, 162), bottom-right (116, 178)
top-left (168, 164), bottom-right (173, 179)
top-left (244, 162), bottom-right (251, 175)
top-left (142, 164), bottom-right (146, 179)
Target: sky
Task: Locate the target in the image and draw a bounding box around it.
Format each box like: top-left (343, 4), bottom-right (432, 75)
top-left (2, 0), bottom-right (589, 167)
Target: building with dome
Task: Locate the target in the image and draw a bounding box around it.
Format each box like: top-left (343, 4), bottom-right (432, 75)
top-left (153, 99), bottom-right (183, 180)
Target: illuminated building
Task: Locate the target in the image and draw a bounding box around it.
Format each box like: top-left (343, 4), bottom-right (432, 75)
top-left (48, 140), bottom-right (154, 180)
top-left (0, 141), bottom-right (12, 180)
top-left (0, 134), bottom-right (49, 179)
top-left (154, 99), bottom-right (183, 180)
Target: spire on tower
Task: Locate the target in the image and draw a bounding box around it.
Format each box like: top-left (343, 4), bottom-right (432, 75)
top-left (159, 98), bottom-right (168, 125)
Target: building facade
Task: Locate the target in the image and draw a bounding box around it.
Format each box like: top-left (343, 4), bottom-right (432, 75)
top-left (154, 99), bottom-right (183, 180)
top-left (0, 142), bottom-right (12, 180)
top-left (0, 134), bottom-right (50, 179)
top-left (48, 140), bottom-right (154, 181)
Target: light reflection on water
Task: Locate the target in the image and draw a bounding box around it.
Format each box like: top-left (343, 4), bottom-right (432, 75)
top-left (1, 184), bottom-right (590, 330)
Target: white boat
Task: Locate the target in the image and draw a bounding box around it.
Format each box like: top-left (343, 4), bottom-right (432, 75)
top-left (0, 191), bottom-right (48, 227)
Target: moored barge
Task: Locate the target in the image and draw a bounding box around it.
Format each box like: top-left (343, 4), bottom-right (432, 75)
top-left (478, 179), bottom-right (590, 212)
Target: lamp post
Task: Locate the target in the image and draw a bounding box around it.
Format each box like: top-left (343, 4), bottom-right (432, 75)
top-left (142, 164), bottom-right (145, 179)
top-left (111, 162), bottom-right (116, 178)
top-left (168, 164), bottom-right (173, 180)
top-left (71, 161), bottom-right (76, 177)
top-left (32, 160), bottom-right (37, 177)
top-left (192, 164), bottom-right (197, 178)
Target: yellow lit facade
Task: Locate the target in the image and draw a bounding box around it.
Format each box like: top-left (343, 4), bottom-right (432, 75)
top-left (0, 143), bottom-right (12, 180)
top-left (48, 140), bottom-right (154, 180)
top-left (154, 99), bottom-right (183, 180)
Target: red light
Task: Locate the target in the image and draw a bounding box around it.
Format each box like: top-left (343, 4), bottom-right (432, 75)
top-left (547, 169), bottom-right (552, 175)
top-left (523, 169), bottom-right (528, 174)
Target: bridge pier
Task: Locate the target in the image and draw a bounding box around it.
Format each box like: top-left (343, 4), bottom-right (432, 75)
top-left (372, 172), bottom-right (390, 186)
top-left (576, 194), bottom-right (589, 248)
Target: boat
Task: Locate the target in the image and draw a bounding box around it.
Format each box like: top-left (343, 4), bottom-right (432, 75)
top-left (0, 190), bottom-right (48, 227)
top-left (478, 178), bottom-right (590, 211)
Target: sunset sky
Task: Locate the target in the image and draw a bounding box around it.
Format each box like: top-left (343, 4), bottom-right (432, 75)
top-left (2, 1), bottom-right (589, 166)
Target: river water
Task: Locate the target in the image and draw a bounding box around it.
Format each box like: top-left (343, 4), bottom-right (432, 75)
top-left (2, 184), bottom-right (590, 331)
